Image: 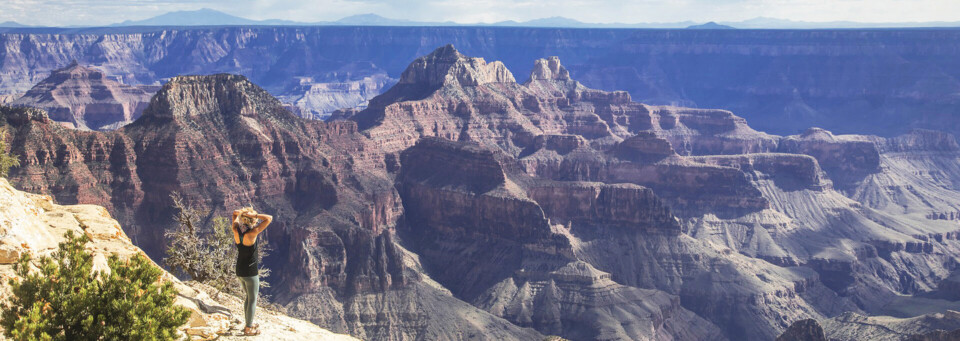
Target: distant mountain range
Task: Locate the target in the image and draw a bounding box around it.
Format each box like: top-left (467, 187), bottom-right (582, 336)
top-left (730, 16), bottom-right (960, 29)
top-left (686, 22), bottom-right (736, 30)
top-left (112, 8), bottom-right (300, 26)
top-left (109, 10), bottom-right (960, 29)
top-left (0, 21), bottom-right (28, 28)
top-left (6, 9), bottom-right (960, 29)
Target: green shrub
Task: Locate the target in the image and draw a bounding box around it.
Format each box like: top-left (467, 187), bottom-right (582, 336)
top-left (0, 126), bottom-right (19, 177)
top-left (0, 231), bottom-right (189, 340)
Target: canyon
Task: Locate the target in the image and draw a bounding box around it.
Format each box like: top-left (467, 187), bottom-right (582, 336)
top-left (1, 43), bottom-right (960, 341)
top-left (1, 27), bottom-right (959, 137)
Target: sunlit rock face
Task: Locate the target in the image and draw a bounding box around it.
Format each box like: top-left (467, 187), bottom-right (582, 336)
top-left (11, 62), bottom-right (157, 130)
top-left (277, 69), bottom-right (397, 120)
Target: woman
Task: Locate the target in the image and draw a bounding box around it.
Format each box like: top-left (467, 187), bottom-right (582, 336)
top-left (232, 207), bottom-right (273, 336)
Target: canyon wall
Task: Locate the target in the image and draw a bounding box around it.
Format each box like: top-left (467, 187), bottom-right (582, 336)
top-left (2, 27), bottom-right (959, 136)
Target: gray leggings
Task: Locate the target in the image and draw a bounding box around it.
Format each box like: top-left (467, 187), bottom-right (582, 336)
top-left (238, 275), bottom-right (259, 328)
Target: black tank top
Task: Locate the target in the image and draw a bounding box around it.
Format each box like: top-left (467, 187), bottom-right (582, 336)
top-left (236, 228), bottom-right (259, 277)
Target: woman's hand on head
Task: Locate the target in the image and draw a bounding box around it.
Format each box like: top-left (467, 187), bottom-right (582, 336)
top-left (251, 214), bottom-right (273, 234)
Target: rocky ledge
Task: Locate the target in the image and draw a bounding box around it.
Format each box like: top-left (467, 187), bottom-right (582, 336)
top-left (778, 127), bottom-right (881, 185)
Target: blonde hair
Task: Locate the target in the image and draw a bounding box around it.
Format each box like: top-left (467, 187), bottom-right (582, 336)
top-left (237, 206), bottom-right (258, 230)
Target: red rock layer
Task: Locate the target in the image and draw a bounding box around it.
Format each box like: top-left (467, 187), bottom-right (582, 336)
top-left (12, 61), bottom-right (157, 130)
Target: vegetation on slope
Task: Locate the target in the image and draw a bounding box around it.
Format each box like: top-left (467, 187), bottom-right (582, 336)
top-left (1, 231), bottom-right (189, 340)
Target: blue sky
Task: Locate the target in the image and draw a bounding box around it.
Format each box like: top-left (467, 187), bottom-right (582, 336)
top-left (2, 0), bottom-right (959, 26)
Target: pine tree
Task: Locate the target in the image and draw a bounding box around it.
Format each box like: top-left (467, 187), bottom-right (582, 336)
top-left (0, 231), bottom-right (189, 340)
top-left (0, 126), bottom-right (20, 177)
top-left (96, 254), bottom-right (188, 340)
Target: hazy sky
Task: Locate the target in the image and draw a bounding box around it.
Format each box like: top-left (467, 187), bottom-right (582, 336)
top-left (2, 0), bottom-right (959, 26)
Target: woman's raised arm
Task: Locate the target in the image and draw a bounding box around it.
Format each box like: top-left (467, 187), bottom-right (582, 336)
top-left (230, 210), bottom-right (242, 244)
top-left (250, 213), bottom-right (273, 235)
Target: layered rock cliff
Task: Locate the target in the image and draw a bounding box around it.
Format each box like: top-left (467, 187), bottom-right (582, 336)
top-left (10, 62), bottom-right (157, 130)
top-left (278, 71), bottom-right (396, 120)
top-left (352, 46), bottom-right (960, 340)
top-left (844, 129), bottom-right (960, 220)
top-left (396, 137), bottom-right (725, 340)
top-left (6, 27), bottom-right (959, 137)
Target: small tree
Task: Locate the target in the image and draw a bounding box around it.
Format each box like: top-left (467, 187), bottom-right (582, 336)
top-left (164, 193), bottom-right (271, 300)
top-left (0, 231), bottom-right (189, 340)
top-left (0, 126), bottom-right (19, 177)
top-left (97, 253), bottom-right (189, 340)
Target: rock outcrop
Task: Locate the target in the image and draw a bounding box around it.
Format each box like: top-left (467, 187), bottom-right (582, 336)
top-left (10, 62), bottom-right (157, 130)
top-left (774, 312), bottom-right (960, 341)
top-left (0, 94), bottom-right (19, 105)
top-left (278, 72), bottom-right (396, 120)
top-left (348, 46), bottom-right (777, 217)
top-left (881, 129), bottom-right (960, 153)
top-left (842, 129), bottom-right (960, 226)
top-left (398, 44), bottom-right (516, 88)
top-left (477, 261), bottom-right (724, 341)
top-left (821, 311), bottom-right (960, 341)
top-left (775, 319), bottom-right (827, 341)
top-left (396, 138), bottom-right (725, 340)
top-left (778, 127), bottom-right (881, 187)
top-left (691, 153), bottom-right (829, 191)
top-left (0, 178), bottom-right (358, 340)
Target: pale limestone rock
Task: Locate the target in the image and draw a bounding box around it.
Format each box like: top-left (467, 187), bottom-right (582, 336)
top-left (279, 73), bottom-right (397, 120)
top-left (529, 57), bottom-right (571, 81)
top-left (0, 246), bottom-right (19, 265)
top-left (398, 44), bottom-right (516, 88)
